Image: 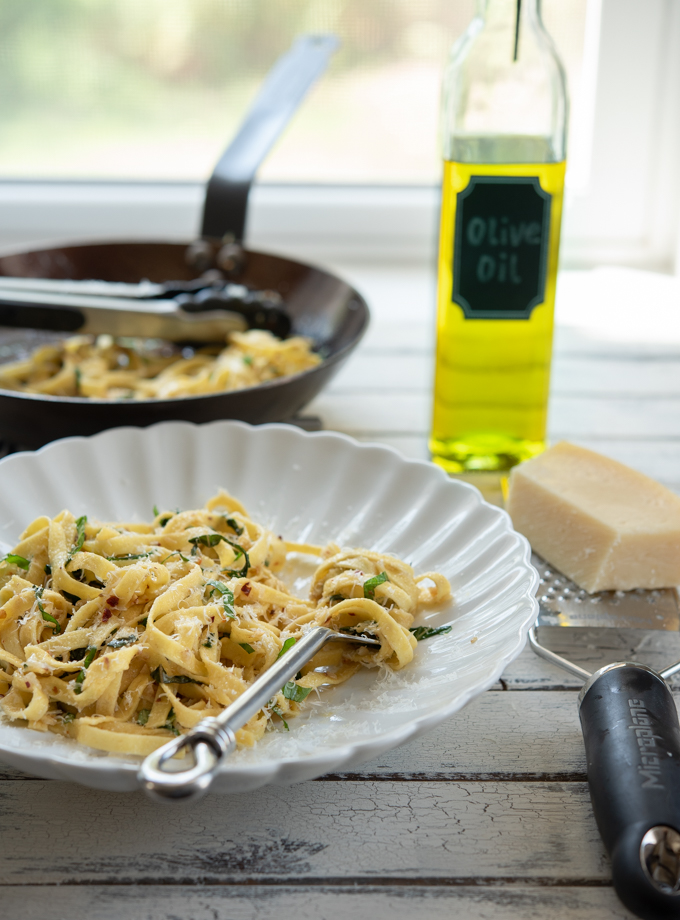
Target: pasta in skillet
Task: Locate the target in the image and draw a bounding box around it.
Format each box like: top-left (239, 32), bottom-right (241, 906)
top-left (0, 491), bottom-right (451, 755)
top-left (0, 329), bottom-right (320, 400)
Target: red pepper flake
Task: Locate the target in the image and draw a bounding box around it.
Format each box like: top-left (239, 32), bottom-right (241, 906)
top-left (241, 583), bottom-right (251, 596)
top-left (106, 595), bottom-right (119, 607)
top-left (25, 681), bottom-right (31, 688)
top-left (102, 610), bottom-right (112, 622)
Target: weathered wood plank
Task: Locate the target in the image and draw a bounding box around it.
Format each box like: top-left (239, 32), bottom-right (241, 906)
top-left (499, 628), bottom-right (680, 691)
top-left (0, 780), bottom-right (608, 883)
top-left (0, 885), bottom-right (637, 920)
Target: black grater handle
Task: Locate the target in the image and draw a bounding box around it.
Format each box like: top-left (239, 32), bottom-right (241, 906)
top-left (579, 663), bottom-right (680, 919)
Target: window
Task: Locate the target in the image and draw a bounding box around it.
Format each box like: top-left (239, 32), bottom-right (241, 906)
top-left (0, 0), bottom-right (677, 272)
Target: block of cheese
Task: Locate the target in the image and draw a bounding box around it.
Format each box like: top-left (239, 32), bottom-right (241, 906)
top-left (506, 441), bottom-right (680, 593)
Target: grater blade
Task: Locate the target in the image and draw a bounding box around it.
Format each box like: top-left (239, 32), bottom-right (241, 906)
top-left (533, 554), bottom-right (680, 631)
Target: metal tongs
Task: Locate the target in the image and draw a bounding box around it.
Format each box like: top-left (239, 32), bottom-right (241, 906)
top-left (0, 275), bottom-right (290, 343)
top-left (138, 627), bottom-right (380, 802)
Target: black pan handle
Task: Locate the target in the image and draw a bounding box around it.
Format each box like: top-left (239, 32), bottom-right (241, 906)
top-left (201, 34), bottom-right (339, 242)
top-left (579, 663), bottom-right (680, 919)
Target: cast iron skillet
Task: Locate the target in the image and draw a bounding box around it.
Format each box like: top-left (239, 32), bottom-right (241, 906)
top-left (0, 36), bottom-right (369, 449)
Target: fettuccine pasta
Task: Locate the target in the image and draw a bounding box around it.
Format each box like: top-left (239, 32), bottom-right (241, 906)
top-left (0, 492), bottom-right (451, 755)
top-left (0, 329), bottom-right (320, 400)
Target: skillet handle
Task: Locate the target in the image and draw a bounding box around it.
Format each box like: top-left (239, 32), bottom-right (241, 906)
top-left (201, 34), bottom-right (339, 242)
top-left (579, 664), bottom-right (680, 918)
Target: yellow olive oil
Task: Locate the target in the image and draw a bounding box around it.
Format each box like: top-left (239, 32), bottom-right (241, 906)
top-left (430, 158), bottom-right (566, 473)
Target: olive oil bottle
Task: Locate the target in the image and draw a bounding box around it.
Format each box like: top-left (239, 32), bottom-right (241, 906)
top-left (430, 0), bottom-right (568, 473)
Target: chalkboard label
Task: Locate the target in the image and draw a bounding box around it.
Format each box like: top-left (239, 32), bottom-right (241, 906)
top-left (452, 176), bottom-right (551, 319)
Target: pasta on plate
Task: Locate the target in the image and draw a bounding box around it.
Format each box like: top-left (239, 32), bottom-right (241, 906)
top-left (0, 329), bottom-right (321, 400)
top-left (0, 491), bottom-right (451, 756)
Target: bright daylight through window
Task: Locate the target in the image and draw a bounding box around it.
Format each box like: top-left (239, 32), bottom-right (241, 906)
top-left (0, 0), bottom-right (588, 185)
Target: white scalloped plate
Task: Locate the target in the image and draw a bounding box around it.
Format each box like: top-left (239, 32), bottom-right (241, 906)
top-left (0, 421), bottom-right (538, 792)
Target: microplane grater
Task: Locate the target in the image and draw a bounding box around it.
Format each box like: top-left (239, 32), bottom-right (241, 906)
top-left (533, 554), bottom-right (680, 631)
top-left (529, 553), bottom-right (680, 919)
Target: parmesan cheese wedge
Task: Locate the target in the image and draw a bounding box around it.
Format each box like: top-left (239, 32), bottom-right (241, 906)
top-left (506, 441), bottom-right (680, 592)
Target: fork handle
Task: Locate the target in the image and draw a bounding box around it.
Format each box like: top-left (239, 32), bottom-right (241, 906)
top-left (579, 663), bottom-right (680, 919)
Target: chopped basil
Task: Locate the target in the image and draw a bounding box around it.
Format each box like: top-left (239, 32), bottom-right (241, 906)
top-left (162, 551), bottom-right (189, 563)
top-left (282, 681), bottom-right (312, 703)
top-left (62, 591), bottom-right (81, 605)
top-left (189, 534), bottom-right (250, 576)
top-left (277, 637), bottom-right (296, 659)
top-left (329, 594), bottom-right (345, 604)
top-left (44, 563), bottom-right (51, 575)
top-left (162, 709), bottom-right (180, 735)
top-left (106, 553), bottom-right (152, 562)
top-left (242, 355), bottom-right (253, 366)
top-left (66, 515), bottom-right (87, 564)
top-left (136, 708), bottom-right (150, 726)
top-left (363, 572), bottom-right (389, 599)
top-left (74, 367), bottom-right (82, 393)
top-left (206, 580), bottom-right (236, 619)
top-left (203, 634), bottom-right (214, 649)
top-left (409, 625), bottom-right (452, 641)
top-left (139, 617), bottom-right (148, 627)
top-left (34, 586), bottom-right (61, 634)
top-left (152, 505), bottom-right (160, 518)
top-left (270, 703), bottom-right (289, 731)
top-left (239, 642), bottom-right (255, 654)
top-left (70, 646), bottom-right (88, 661)
top-left (61, 712), bottom-right (75, 724)
top-left (74, 646), bottom-right (97, 693)
top-left (1, 553), bottom-right (30, 570)
top-left (151, 665), bottom-right (202, 685)
top-left (225, 517), bottom-right (244, 536)
top-left (106, 635), bottom-right (137, 649)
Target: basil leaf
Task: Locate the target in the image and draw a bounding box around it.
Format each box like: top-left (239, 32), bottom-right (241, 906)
top-left (162, 551), bottom-right (189, 563)
top-left (106, 553), bottom-right (152, 562)
top-left (270, 703), bottom-right (289, 731)
top-left (74, 646), bottom-right (97, 693)
top-left (62, 591), bottom-right (81, 605)
top-left (66, 515), bottom-right (87, 564)
top-left (152, 505), bottom-right (159, 518)
top-left (70, 646), bottom-right (88, 661)
top-left (282, 681), bottom-right (312, 703)
top-left (277, 637), bottom-right (296, 659)
top-left (136, 708), bottom-right (150, 726)
top-left (409, 625), bottom-right (452, 641)
top-left (225, 517), bottom-right (244, 536)
top-left (363, 572), bottom-right (389, 599)
top-left (1, 554), bottom-right (30, 570)
top-left (206, 580), bottom-right (236, 619)
top-left (222, 542), bottom-right (250, 577)
top-left (239, 643), bottom-right (255, 654)
top-left (151, 665), bottom-right (202, 685)
top-left (106, 635), bottom-right (137, 649)
top-left (34, 587), bottom-right (61, 634)
top-left (61, 712), bottom-right (75, 724)
top-left (162, 709), bottom-right (180, 735)
top-left (189, 533), bottom-right (225, 548)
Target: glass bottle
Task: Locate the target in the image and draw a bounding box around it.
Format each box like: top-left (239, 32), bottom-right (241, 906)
top-left (429, 0), bottom-right (568, 473)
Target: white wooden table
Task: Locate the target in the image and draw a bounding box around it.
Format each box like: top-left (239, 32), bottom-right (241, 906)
top-left (5, 264), bottom-right (680, 919)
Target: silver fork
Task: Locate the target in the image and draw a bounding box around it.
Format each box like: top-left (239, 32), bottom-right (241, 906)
top-left (138, 627), bottom-right (380, 802)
